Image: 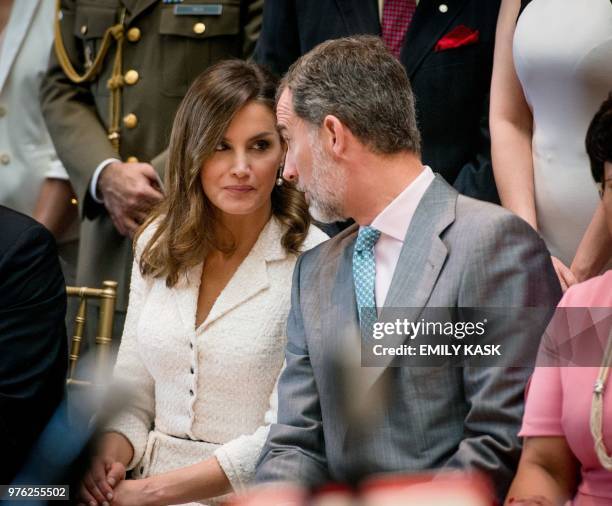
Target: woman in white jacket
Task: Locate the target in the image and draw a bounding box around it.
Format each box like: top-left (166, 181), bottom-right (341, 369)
top-left (78, 60), bottom-right (327, 506)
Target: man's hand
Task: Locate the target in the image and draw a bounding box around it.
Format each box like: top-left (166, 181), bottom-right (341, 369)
top-left (98, 162), bottom-right (164, 238)
top-left (78, 455), bottom-right (126, 506)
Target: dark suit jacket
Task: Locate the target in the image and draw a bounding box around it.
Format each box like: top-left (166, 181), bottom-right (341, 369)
top-left (0, 206), bottom-right (67, 483)
top-left (254, 0), bottom-right (501, 203)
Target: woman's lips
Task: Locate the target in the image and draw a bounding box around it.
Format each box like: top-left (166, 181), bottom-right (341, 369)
top-left (224, 185), bottom-right (254, 193)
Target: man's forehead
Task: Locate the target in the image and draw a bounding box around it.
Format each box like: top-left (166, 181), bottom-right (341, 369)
top-left (276, 89), bottom-right (294, 131)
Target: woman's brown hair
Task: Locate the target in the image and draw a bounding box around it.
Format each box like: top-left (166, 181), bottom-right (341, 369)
top-left (136, 60), bottom-right (310, 287)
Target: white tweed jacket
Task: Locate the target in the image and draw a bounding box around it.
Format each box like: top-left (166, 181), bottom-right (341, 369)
top-left (106, 217), bottom-right (327, 501)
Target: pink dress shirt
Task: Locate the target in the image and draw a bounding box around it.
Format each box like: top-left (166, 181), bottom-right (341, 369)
top-left (520, 270), bottom-right (612, 506)
top-left (369, 165), bottom-right (435, 307)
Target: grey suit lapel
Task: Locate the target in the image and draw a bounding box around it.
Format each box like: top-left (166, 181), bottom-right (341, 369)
top-left (319, 225), bottom-right (361, 364)
top-left (359, 175), bottom-right (457, 392)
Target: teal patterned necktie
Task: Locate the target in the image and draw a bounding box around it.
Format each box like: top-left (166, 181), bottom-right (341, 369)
top-left (353, 226), bottom-right (381, 333)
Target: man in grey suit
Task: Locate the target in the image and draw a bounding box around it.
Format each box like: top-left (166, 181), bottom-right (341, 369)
top-left (255, 35), bottom-right (562, 500)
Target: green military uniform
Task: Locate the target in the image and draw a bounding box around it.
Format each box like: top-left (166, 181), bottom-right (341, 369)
top-left (41, 0), bottom-right (263, 319)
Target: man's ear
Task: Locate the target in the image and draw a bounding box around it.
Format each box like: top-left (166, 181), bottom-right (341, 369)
top-left (322, 115), bottom-right (346, 158)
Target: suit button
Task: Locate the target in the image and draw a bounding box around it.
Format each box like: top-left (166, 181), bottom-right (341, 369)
top-left (189, 389), bottom-right (194, 396)
top-left (438, 3), bottom-right (448, 13)
top-left (71, 198), bottom-right (78, 205)
top-left (127, 27), bottom-right (141, 42)
top-left (123, 113), bottom-right (138, 129)
top-left (0, 105), bottom-right (6, 117)
top-left (126, 156), bottom-right (139, 163)
top-left (124, 69), bottom-right (139, 85)
top-left (80, 24), bottom-right (87, 35)
top-left (190, 366), bottom-right (194, 374)
top-left (139, 466), bottom-right (144, 474)
top-left (189, 342), bottom-right (193, 349)
top-left (193, 22), bottom-right (205, 34)
top-left (0, 153), bottom-right (10, 165)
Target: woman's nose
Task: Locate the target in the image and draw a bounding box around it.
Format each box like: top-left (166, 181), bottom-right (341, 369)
top-left (230, 155), bottom-right (250, 177)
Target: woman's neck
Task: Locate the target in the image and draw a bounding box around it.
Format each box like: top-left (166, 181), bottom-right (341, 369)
top-left (213, 204), bottom-right (272, 258)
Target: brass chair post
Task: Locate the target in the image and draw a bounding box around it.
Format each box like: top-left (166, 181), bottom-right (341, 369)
top-left (66, 280), bottom-right (118, 387)
top-left (68, 297), bottom-right (87, 379)
top-left (95, 280), bottom-right (117, 384)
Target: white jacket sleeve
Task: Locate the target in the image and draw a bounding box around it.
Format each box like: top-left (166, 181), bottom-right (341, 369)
top-left (44, 152), bottom-right (70, 180)
top-left (213, 366), bottom-right (283, 492)
top-left (30, 143), bottom-right (70, 180)
top-left (105, 236), bottom-right (155, 470)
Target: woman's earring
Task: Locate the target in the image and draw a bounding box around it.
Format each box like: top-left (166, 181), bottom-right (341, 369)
top-left (276, 164), bottom-right (284, 186)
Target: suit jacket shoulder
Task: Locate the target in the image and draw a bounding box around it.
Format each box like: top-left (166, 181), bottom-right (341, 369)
top-left (300, 222), bottom-right (357, 265)
top-left (452, 194), bottom-right (544, 250)
top-left (0, 206), bottom-right (61, 299)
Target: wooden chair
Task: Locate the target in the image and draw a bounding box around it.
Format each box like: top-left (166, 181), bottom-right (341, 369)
top-left (66, 280), bottom-right (118, 386)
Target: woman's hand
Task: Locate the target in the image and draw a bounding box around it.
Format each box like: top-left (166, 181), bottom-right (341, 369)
top-left (108, 456), bottom-right (231, 506)
top-left (551, 256), bottom-right (577, 292)
top-left (504, 436), bottom-right (578, 506)
top-left (78, 455), bottom-right (126, 506)
top-left (111, 478), bottom-right (162, 506)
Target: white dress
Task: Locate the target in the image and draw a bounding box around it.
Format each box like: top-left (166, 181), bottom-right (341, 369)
top-left (106, 218), bottom-right (327, 505)
top-left (513, 0), bottom-right (612, 265)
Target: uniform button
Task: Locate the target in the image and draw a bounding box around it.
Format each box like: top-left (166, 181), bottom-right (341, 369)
top-left (123, 113), bottom-right (138, 129)
top-left (189, 342), bottom-right (193, 349)
top-left (139, 466), bottom-right (144, 474)
top-left (126, 156), bottom-right (139, 163)
top-left (124, 69), bottom-right (139, 85)
top-left (193, 22), bottom-right (206, 34)
top-left (189, 389), bottom-right (194, 396)
top-left (190, 366), bottom-right (194, 374)
top-left (127, 27), bottom-right (141, 42)
top-left (0, 105), bottom-right (6, 117)
top-left (71, 198), bottom-right (78, 205)
top-left (438, 3), bottom-right (448, 13)
top-left (80, 24), bottom-right (87, 35)
top-left (0, 153), bottom-right (10, 165)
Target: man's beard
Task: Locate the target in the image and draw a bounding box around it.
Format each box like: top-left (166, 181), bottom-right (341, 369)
top-left (298, 137), bottom-right (347, 223)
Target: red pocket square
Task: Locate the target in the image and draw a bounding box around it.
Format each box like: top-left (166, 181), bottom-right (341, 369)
top-left (434, 24), bottom-right (480, 52)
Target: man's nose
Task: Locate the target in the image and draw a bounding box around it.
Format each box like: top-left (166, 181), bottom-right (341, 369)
top-left (282, 152), bottom-right (298, 182)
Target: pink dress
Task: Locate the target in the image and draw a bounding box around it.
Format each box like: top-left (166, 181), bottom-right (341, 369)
top-left (520, 271), bottom-right (612, 506)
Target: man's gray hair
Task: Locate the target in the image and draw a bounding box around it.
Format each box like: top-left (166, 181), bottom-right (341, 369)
top-left (280, 35), bottom-right (421, 155)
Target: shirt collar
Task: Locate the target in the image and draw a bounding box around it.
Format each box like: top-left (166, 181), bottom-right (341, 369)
top-left (369, 165), bottom-right (435, 242)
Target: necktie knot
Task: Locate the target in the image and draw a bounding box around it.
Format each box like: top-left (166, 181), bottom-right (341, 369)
top-left (355, 226), bottom-right (381, 253)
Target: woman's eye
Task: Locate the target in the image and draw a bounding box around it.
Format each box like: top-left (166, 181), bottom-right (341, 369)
top-left (215, 142), bottom-right (229, 151)
top-left (253, 140), bottom-right (270, 151)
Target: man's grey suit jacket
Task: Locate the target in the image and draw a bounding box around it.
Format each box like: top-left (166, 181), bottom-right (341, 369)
top-left (255, 175), bottom-right (562, 499)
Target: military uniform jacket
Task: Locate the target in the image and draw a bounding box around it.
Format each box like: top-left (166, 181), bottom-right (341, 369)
top-left (41, 0), bottom-right (262, 311)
